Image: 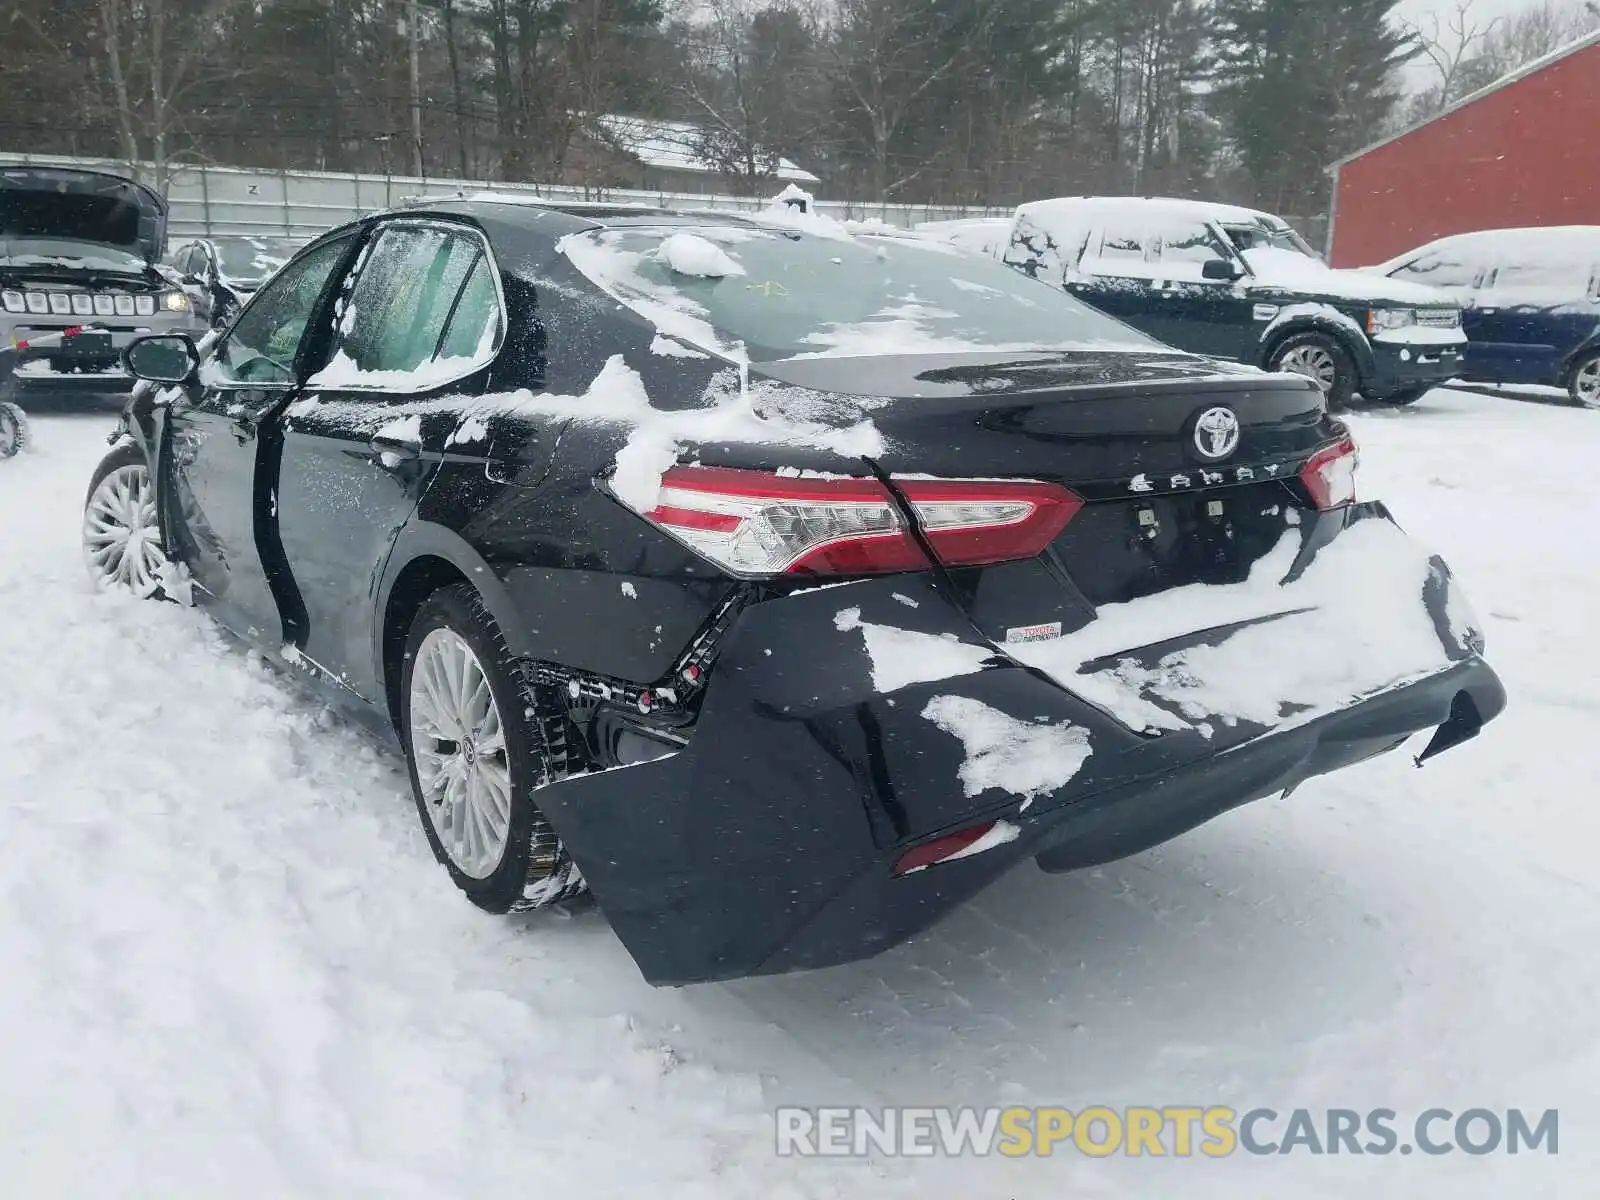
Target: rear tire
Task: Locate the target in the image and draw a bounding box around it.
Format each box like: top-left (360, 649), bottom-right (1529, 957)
top-left (1269, 332), bottom-right (1358, 409)
top-left (1567, 352), bottom-right (1600, 408)
top-left (399, 584), bottom-right (586, 914)
top-left (0, 401), bottom-right (28, 458)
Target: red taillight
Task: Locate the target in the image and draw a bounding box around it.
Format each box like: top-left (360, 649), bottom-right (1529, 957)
top-left (1298, 437), bottom-right (1359, 510)
top-left (627, 465), bottom-right (1082, 579)
top-left (894, 477), bottom-right (1083, 568)
top-left (892, 819), bottom-right (1017, 876)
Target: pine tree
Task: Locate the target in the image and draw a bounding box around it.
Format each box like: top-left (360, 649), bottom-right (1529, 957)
top-left (1210, 0), bottom-right (1416, 216)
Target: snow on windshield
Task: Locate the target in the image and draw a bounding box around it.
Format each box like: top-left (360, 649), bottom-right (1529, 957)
top-left (656, 232), bottom-right (745, 279)
top-left (561, 223), bottom-right (1159, 363)
top-left (560, 229), bottom-right (745, 363)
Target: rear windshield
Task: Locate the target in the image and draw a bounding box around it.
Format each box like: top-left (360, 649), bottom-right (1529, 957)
top-left (562, 223), bottom-right (1159, 362)
top-left (214, 237), bottom-right (300, 282)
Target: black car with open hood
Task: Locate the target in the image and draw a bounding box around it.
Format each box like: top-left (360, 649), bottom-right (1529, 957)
top-left (1, 166), bottom-right (201, 397)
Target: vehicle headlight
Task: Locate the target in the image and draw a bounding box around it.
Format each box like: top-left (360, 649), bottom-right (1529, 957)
top-left (1367, 308), bottom-right (1416, 332)
top-left (134, 295), bottom-right (156, 316)
top-left (162, 291), bottom-right (189, 312)
top-left (1, 290), bottom-right (23, 313)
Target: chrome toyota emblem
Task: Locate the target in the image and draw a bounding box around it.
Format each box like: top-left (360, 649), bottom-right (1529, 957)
top-left (1192, 407), bottom-right (1241, 461)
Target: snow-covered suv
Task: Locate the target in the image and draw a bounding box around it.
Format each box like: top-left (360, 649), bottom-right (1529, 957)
top-left (933, 197), bottom-right (1468, 407)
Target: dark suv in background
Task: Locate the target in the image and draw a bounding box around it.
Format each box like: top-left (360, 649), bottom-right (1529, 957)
top-left (938, 196), bottom-right (1468, 408)
top-left (1, 166), bottom-right (202, 400)
top-left (1376, 226), bottom-right (1600, 407)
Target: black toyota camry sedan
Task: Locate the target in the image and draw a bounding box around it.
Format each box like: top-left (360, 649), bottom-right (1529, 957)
top-left (85, 197), bottom-right (1505, 986)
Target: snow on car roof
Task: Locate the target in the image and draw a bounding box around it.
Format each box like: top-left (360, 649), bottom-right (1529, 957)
top-left (1375, 225), bottom-right (1600, 271)
top-left (1015, 196), bottom-right (1289, 229)
top-left (1405, 225), bottom-right (1600, 247)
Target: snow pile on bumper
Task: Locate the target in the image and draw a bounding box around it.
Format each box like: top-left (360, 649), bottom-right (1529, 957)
top-left (1008, 505), bottom-right (1480, 740)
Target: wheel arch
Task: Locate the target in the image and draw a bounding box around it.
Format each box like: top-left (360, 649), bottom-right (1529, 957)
top-left (374, 523), bottom-right (529, 733)
top-left (1559, 330), bottom-right (1600, 383)
top-left (1259, 315), bottom-right (1376, 385)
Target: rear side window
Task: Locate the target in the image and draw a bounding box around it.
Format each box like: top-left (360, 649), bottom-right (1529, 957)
top-left (1093, 226), bottom-right (1152, 266)
top-left (314, 222), bottom-right (503, 388)
top-left (1390, 242), bottom-right (1480, 291)
top-left (1486, 249), bottom-right (1592, 301)
top-left (1001, 212), bottom-right (1090, 284)
top-left (436, 257), bottom-right (502, 361)
top-left (1078, 223), bottom-right (1164, 280)
top-left (1154, 220), bottom-right (1234, 279)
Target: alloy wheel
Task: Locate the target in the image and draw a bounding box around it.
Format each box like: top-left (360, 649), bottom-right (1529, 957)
top-left (1276, 344), bottom-right (1338, 393)
top-left (83, 463), bottom-right (169, 597)
top-left (408, 627), bottom-right (514, 880)
top-left (1572, 358), bottom-right (1600, 408)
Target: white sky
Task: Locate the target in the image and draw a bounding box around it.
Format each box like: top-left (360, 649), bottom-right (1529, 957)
top-left (1394, 0), bottom-right (1530, 23)
top-left (1392, 0), bottom-right (1549, 85)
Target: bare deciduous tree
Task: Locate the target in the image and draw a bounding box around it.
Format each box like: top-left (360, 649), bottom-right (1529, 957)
top-left (1405, 0), bottom-right (1504, 114)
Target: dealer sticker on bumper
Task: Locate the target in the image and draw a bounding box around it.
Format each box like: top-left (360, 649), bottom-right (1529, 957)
top-left (1006, 621), bottom-right (1063, 644)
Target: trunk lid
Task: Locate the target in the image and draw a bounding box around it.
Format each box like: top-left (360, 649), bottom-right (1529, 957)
top-left (754, 348), bottom-right (1328, 483)
top-left (0, 167), bottom-right (168, 267)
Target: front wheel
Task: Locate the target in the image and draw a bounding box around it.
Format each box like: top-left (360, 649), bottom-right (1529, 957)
top-left (0, 401), bottom-right (29, 458)
top-left (82, 442), bottom-right (170, 597)
top-left (1567, 353), bottom-right (1600, 408)
top-left (400, 585), bottom-right (586, 914)
top-left (1269, 332), bottom-right (1358, 409)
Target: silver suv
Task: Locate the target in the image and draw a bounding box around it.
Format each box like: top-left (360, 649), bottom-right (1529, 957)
top-left (1, 167), bottom-right (204, 399)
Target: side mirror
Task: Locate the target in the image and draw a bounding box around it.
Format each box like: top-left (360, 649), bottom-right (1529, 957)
top-left (1202, 258), bottom-right (1243, 282)
top-left (124, 333), bottom-right (199, 384)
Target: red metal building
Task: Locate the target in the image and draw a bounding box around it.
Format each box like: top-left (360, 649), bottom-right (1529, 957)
top-left (1328, 31), bottom-right (1600, 267)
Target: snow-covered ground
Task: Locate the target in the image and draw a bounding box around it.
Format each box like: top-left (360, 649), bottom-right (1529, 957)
top-left (1, 389), bottom-right (1594, 1198)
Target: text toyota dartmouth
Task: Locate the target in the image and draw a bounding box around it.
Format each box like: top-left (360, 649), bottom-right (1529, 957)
top-left (85, 196), bottom-right (1505, 986)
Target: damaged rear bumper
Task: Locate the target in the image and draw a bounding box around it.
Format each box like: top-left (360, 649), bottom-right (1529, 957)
top-left (533, 505), bottom-right (1505, 986)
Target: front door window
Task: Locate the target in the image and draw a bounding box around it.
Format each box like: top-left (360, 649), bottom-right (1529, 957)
top-left (202, 235), bottom-right (356, 387)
